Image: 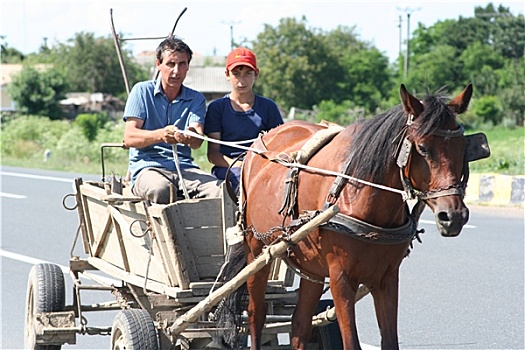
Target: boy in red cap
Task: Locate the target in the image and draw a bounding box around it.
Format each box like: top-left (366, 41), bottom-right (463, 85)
top-left (204, 47), bottom-right (283, 192)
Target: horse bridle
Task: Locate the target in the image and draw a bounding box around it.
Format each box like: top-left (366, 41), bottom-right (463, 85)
top-left (325, 114), bottom-right (489, 206)
top-left (395, 117), bottom-right (468, 201)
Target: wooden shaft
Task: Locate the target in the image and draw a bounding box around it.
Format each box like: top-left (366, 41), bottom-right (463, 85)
top-left (167, 205), bottom-right (340, 336)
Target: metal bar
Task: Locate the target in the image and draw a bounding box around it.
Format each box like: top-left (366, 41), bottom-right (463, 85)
top-left (109, 9), bottom-right (131, 95)
top-left (76, 284), bottom-right (115, 291)
top-left (154, 7), bottom-right (187, 81)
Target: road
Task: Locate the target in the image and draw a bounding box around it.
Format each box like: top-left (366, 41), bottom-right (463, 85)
top-left (1, 166), bottom-right (524, 349)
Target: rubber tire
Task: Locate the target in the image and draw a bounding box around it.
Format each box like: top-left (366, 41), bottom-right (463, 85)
top-left (24, 263), bottom-right (66, 350)
top-left (310, 299), bottom-right (343, 349)
top-left (111, 309), bottom-right (159, 350)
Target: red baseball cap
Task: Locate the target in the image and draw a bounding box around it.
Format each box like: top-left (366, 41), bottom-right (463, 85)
top-left (226, 47), bottom-right (258, 72)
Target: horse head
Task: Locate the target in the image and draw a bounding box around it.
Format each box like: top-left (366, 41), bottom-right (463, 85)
top-left (399, 84), bottom-right (473, 237)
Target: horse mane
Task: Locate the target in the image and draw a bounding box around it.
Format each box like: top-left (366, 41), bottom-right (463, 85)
top-left (346, 89), bottom-right (457, 184)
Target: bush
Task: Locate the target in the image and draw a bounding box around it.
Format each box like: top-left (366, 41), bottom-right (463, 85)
top-left (1, 115), bottom-right (70, 156)
top-left (471, 95), bottom-right (503, 126)
top-left (74, 113), bottom-right (109, 142)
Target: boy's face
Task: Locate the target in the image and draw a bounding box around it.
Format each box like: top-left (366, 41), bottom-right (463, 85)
top-left (227, 65), bottom-right (258, 94)
top-left (157, 50), bottom-right (190, 91)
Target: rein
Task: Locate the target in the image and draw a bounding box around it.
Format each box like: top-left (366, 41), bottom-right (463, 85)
top-left (182, 130), bottom-right (409, 199)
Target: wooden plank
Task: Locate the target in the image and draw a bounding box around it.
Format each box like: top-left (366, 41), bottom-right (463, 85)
top-left (174, 199), bottom-right (226, 280)
top-left (176, 199), bottom-right (223, 227)
top-left (74, 178), bottom-right (91, 254)
top-left (221, 183), bottom-right (237, 253)
top-left (87, 257), bottom-right (185, 298)
top-left (92, 213), bottom-right (113, 257)
top-left (164, 204), bottom-right (200, 282)
top-left (148, 205), bottom-right (192, 289)
top-left (108, 206), bottom-right (131, 273)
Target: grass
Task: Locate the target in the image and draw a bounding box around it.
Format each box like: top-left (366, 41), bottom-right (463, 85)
top-left (1, 125), bottom-right (523, 177)
top-left (467, 127), bottom-right (524, 175)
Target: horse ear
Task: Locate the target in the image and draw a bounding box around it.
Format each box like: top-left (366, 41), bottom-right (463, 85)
top-left (399, 84), bottom-right (424, 118)
top-left (448, 83), bottom-right (473, 114)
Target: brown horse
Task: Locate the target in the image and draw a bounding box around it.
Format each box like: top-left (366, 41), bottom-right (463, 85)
top-left (240, 84), bottom-right (476, 349)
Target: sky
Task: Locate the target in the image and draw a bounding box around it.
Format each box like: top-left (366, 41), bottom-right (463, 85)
top-left (2, 1), bottom-right (524, 62)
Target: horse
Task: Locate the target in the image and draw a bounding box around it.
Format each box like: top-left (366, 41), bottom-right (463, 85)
top-left (239, 84), bottom-right (476, 349)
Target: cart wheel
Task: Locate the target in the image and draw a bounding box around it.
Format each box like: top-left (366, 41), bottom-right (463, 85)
top-left (111, 309), bottom-right (159, 350)
top-left (310, 299), bottom-right (343, 349)
top-left (24, 263), bottom-right (66, 350)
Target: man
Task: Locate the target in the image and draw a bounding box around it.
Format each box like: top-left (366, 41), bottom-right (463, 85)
top-left (204, 47), bottom-right (283, 192)
top-left (123, 36), bottom-right (220, 204)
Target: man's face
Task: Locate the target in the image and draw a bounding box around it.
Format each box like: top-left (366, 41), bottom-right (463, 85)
top-left (157, 50), bottom-right (189, 91)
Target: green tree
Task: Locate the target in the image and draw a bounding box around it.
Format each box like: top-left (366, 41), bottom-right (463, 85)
top-left (7, 65), bottom-right (69, 119)
top-left (406, 45), bottom-right (462, 92)
top-left (314, 100), bottom-right (364, 125)
top-left (50, 32), bottom-right (147, 96)
top-left (1, 39), bottom-right (25, 63)
top-left (252, 17), bottom-right (342, 110)
top-left (339, 48), bottom-right (392, 113)
top-left (252, 18), bottom-right (392, 114)
top-left (498, 59), bottom-right (525, 126)
top-left (475, 4), bottom-right (524, 60)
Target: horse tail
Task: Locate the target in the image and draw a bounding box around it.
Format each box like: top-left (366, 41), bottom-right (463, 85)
top-left (212, 241), bottom-right (248, 349)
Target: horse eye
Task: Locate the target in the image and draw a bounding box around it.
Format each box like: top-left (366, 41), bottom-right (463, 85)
top-left (417, 144), bottom-right (429, 156)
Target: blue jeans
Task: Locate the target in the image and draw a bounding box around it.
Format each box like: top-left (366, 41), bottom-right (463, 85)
top-left (211, 166), bottom-right (241, 193)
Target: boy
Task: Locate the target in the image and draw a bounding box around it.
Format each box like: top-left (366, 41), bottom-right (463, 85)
top-left (204, 47), bottom-right (284, 191)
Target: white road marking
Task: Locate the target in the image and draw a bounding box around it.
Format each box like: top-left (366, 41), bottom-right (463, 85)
top-left (1, 171), bottom-right (73, 183)
top-left (0, 192), bottom-right (27, 199)
top-left (0, 249), bottom-right (119, 286)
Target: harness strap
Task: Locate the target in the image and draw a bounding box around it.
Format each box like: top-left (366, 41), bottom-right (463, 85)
top-left (324, 158), bottom-right (352, 209)
top-left (321, 210), bottom-right (417, 245)
top-left (278, 167), bottom-right (299, 217)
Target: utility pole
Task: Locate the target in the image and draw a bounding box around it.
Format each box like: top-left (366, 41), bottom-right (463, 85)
top-left (398, 7), bottom-right (421, 79)
top-left (222, 21), bottom-right (241, 51)
top-left (398, 15), bottom-right (403, 59)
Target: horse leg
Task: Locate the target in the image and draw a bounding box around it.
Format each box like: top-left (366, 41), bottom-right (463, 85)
top-left (290, 279), bottom-right (324, 349)
top-left (246, 265), bottom-right (271, 350)
top-left (371, 273), bottom-right (400, 350)
top-left (329, 271), bottom-right (361, 350)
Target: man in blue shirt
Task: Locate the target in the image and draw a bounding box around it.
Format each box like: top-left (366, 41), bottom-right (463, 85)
top-left (204, 47), bottom-right (284, 192)
top-left (123, 37), bottom-right (220, 204)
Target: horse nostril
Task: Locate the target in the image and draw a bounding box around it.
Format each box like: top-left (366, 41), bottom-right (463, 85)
top-left (437, 211), bottom-right (450, 223)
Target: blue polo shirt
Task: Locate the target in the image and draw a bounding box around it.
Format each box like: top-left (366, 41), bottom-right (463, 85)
top-left (123, 79), bottom-right (206, 184)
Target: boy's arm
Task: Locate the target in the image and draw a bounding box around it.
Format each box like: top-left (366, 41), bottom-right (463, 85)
top-left (207, 132), bottom-right (235, 167)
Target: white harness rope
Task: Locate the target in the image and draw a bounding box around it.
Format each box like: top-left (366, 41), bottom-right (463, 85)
top-left (182, 130), bottom-right (409, 200)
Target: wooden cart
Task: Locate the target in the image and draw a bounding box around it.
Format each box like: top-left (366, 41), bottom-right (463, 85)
top-left (24, 162), bottom-right (342, 349)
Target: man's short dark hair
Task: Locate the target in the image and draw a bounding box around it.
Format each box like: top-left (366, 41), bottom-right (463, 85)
top-left (156, 36), bottom-right (193, 63)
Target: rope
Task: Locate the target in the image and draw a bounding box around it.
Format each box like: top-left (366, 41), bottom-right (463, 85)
top-left (182, 130), bottom-right (408, 199)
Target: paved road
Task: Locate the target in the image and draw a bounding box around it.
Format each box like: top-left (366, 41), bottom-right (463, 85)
top-left (1, 166), bottom-right (523, 349)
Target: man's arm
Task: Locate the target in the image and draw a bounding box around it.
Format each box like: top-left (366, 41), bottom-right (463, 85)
top-left (177, 122), bottom-right (204, 150)
top-left (124, 117), bottom-right (179, 149)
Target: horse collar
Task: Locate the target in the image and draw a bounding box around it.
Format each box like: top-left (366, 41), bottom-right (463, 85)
top-left (320, 209), bottom-right (418, 245)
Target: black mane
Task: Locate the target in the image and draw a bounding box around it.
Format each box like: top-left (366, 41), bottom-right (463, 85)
top-left (346, 91), bottom-right (458, 184)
